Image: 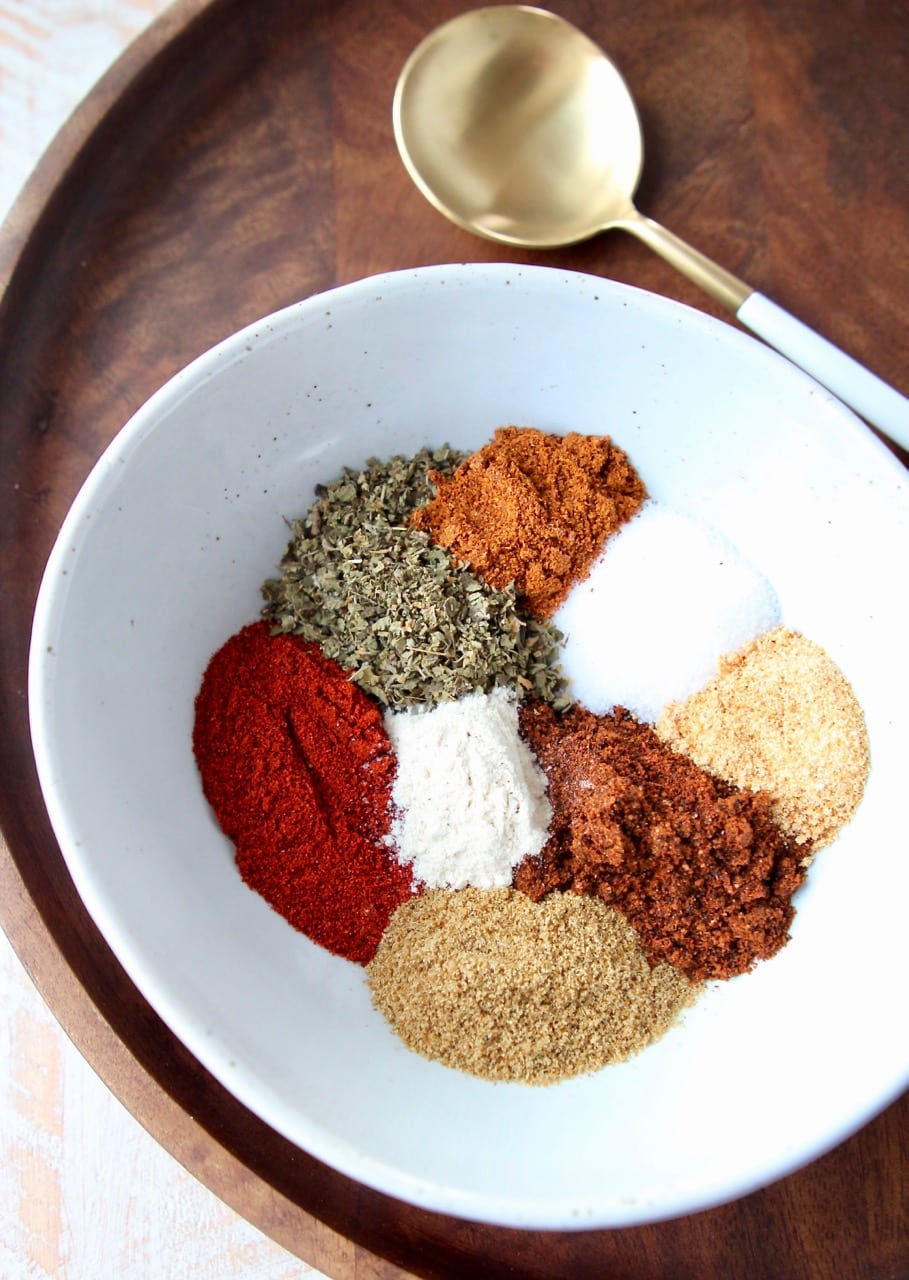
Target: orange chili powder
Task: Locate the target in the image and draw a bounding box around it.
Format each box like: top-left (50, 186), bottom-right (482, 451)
top-left (411, 426), bottom-right (647, 618)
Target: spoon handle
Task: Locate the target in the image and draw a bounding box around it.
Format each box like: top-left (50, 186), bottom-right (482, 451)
top-left (620, 212), bottom-right (751, 313)
top-left (620, 212), bottom-right (909, 449)
top-left (736, 293), bottom-right (909, 452)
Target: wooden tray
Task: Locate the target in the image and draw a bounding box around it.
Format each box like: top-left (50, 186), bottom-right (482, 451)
top-left (1, 1), bottom-right (906, 1275)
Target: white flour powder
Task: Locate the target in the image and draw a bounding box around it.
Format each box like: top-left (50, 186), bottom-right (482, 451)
top-left (383, 687), bottom-right (551, 890)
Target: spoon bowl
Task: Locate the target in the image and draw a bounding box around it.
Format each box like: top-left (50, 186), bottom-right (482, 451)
top-left (393, 5), bottom-right (643, 247)
top-left (393, 5), bottom-right (909, 447)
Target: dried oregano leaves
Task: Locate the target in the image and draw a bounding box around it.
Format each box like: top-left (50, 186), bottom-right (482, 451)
top-left (261, 447), bottom-right (569, 709)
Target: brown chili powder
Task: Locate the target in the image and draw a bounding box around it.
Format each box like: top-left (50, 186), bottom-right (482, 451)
top-left (655, 626), bottom-right (870, 851)
top-left (410, 426), bottom-right (647, 618)
top-left (366, 887), bottom-right (699, 1085)
top-left (516, 703), bottom-right (807, 982)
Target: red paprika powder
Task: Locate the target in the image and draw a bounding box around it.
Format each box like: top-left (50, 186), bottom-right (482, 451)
top-left (192, 621), bottom-right (415, 964)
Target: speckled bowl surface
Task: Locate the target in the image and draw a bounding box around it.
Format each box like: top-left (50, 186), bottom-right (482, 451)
top-left (29, 263), bottom-right (909, 1228)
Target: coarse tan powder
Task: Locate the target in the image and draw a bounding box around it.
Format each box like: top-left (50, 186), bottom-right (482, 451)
top-left (366, 888), bottom-right (699, 1085)
top-left (656, 626), bottom-right (870, 851)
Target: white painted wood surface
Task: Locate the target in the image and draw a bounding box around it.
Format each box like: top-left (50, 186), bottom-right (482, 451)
top-left (0, 4), bottom-right (328, 1275)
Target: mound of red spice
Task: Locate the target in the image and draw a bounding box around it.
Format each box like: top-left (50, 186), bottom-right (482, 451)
top-left (515, 702), bottom-right (807, 981)
top-left (192, 621), bottom-right (415, 964)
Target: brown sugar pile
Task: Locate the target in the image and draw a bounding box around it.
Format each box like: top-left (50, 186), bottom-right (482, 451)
top-left (516, 703), bottom-right (807, 982)
top-left (410, 426), bottom-right (647, 618)
top-left (366, 887), bottom-right (699, 1085)
top-left (655, 627), bottom-right (870, 851)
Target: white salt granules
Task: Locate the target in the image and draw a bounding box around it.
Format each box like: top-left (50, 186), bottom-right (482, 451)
top-left (554, 501), bottom-right (781, 724)
top-left (383, 686), bottom-right (551, 890)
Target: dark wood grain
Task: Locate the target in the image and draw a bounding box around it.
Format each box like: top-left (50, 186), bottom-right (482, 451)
top-left (0, 1), bottom-right (906, 1277)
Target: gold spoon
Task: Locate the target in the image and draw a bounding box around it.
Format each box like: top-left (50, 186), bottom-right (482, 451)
top-left (393, 4), bottom-right (909, 448)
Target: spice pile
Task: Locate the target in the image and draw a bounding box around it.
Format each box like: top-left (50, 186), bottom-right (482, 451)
top-left (192, 621), bottom-right (412, 964)
top-left (554, 501), bottom-right (781, 722)
top-left (515, 703), bottom-right (804, 981)
top-left (193, 425), bottom-right (870, 1085)
top-left (410, 427), bottom-right (646, 617)
top-left (383, 687), bottom-right (552, 890)
top-left (368, 889), bottom-right (697, 1086)
top-left (261, 446), bottom-right (567, 709)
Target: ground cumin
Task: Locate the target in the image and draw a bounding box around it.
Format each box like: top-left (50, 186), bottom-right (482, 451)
top-left (656, 627), bottom-right (870, 851)
top-left (516, 703), bottom-right (807, 982)
top-left (366, 887), bottom-right (699, 1085)
top-left (410, 426), bottom-right (647, 618)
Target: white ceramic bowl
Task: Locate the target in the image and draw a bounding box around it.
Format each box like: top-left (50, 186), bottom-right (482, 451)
top-left (29, 264), bottom-right (909, 1229)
